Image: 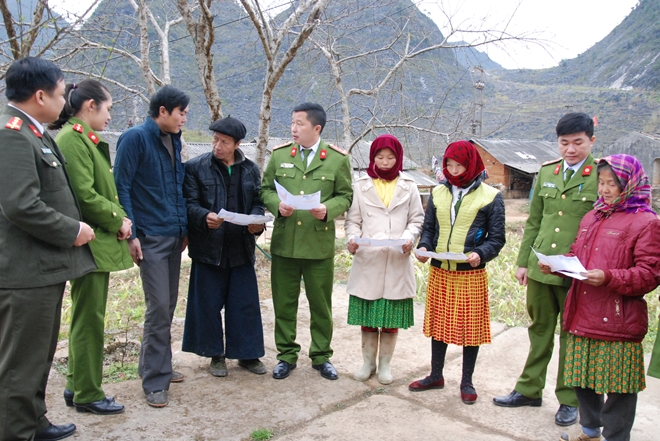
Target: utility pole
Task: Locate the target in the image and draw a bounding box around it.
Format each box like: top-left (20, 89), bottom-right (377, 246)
top-left (471, 67), bottom-right (485, 137)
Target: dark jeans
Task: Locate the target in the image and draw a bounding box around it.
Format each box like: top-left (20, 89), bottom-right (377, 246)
top-left (575, 387), bottom-right (637, 441)
top-left (182, 261), bottom-right (264, 359)
top-left (138, 235), bottom-right (184, 394)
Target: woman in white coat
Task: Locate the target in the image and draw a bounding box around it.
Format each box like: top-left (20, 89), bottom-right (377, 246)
top-left (345, 134), bottom-right (424, 384)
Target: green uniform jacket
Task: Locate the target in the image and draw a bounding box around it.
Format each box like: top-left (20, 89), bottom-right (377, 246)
top-left (0, 106), bottom-right (96, 288)
top-left (56, 117), bottom-right (133, 272)
top-left (261, 140), bottom-right (353, 260)
top-left (516, 154), bottom-right (599, 286)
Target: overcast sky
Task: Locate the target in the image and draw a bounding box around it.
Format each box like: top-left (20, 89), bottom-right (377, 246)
top-left (52, 0), bottom-right (639, 70)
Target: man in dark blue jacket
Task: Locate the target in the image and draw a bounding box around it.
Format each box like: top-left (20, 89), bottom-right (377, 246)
top-left (114, 85), bottom-right (189, 408)
top-left (182, 116), bottom-right (266, 378)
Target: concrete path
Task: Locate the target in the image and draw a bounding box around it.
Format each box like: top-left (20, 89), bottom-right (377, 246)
top-left (45, 284), bottom-right (660, 440)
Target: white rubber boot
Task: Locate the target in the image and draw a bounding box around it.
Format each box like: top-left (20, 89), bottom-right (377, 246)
top-left (377, 331), bottom-right (398, 385)
top-left (353, 331), bottom-right (379, 381)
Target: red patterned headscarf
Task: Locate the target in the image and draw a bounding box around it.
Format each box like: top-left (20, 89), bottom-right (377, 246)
top-left (593, 154), bottom-right (655, 219)
top-left (442, 140), bottom-right (485, 188)
top-left (367, 134), bottom-right (404, 182)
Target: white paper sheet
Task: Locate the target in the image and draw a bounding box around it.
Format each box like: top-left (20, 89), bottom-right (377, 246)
top-left (274, 180), bottom-right (321, 210)
top-left (415, 249), bottom-right (468, 261)
top-left (353, 237), bottom-right (407, 253)
top-left (532, 247), bottom-right (588, 280)
top-left (218, 209), bottom-right (273, 226)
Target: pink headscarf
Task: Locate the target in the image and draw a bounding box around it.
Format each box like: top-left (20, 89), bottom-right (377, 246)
top-left (367, 134), bottom-right (404, 182)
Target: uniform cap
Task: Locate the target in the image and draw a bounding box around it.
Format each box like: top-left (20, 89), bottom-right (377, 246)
top-left (209, 115), bottom-right (247, 140)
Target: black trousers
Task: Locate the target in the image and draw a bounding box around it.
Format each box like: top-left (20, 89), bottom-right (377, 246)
top-left (575, 387), bottom-right (637, 441)
top-left (0, 283), bottom-right (65, 440)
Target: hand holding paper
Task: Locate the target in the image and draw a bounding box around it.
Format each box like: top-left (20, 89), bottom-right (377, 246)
top-left (415, 249), bottom-right (468, 261)
top-left (532, 247), bottom-right (588, 280)
top-left (218, 209), bottom-right (273, 226)
top-left (353, 237), bottom-right (407, 253)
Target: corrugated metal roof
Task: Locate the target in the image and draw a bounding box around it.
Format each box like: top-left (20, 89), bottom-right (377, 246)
top-left (470, 138), bottom-right (558, 174)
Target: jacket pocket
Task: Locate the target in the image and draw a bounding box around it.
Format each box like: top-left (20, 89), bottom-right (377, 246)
top-left (40, 154), bottom-right (67, 191)
top-left (275, 168), bottom-right (296, 179)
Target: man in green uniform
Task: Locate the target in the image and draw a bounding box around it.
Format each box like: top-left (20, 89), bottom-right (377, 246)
top-left (493, 113), bottom-right (599, 426)
top-left (261, 102), bottom-right (353, 380)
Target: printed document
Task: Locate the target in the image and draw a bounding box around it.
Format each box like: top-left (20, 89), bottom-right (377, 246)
top-left (218, 209), bottom-right (273, 226)
top-left (532, 247), bottom-right (588, 280)
top-left (275, 180), bottom-right (321, 210)
top-left (415, 250), bottom-right (468, 261)
top-left (354, 238), bottom-right (407, 253)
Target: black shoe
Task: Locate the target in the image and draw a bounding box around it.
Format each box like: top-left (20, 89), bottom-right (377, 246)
top-left (75, 397), bottom-right (125, 415)
top-left (492, 390), bottom-right (542, 407)
top-left (63, 389), bottom-right (74, 407)
top-left (312, 361), bottom-right (338, 380)
top-left (555, 404), bottom-right (578, 426)
top-left (34, 423), bottom-right (76, 441)
top-left (272, 360), bottom-right (296, 379)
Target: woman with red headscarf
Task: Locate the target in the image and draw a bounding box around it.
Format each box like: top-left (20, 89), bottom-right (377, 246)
top-left (345, 134), bottom-right (424, 385)
top-left (409, 140), bottom-right (505, 405)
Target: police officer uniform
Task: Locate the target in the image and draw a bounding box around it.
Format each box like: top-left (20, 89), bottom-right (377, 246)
top-left (513, 154), bottom-right (598, 408)
top-left (261, 140), bottom-right (353, 368)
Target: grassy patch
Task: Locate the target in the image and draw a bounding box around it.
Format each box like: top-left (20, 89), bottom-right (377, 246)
top-left (250, 428), bottom-right (273, 440)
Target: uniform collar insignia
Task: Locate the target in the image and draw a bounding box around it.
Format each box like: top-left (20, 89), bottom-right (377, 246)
top-left (290, 146), bottom-right (297, 157)
top-left (87, 131), bottom-right (99, 145)
top-left (582, 165), bottom-right (593, 176)
top-left (320, 149), bottom-right (327, 160)
top-left (554, 163), bottom-right (561, 175)
top-left (28, 124), bottom-right (42, 138)
top-left (72, 123), bottom-right (84, 133)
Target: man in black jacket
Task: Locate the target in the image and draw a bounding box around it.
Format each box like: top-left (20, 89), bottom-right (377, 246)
top-left (182, 116), bottom-right (266, 377)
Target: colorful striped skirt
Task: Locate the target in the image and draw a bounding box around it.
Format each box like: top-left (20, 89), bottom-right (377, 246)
top-left (423, 267), bottom-right (491, 346)
top-left (564, 333), bottom-right (646, 394)
top-left (347, 296), bottom-right (414, 329)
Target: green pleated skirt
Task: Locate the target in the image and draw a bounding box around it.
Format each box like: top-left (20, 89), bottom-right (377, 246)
top-left (347, 295), bottom-right (414, 329)
top-left (564, 333), bottom-right (646, 394)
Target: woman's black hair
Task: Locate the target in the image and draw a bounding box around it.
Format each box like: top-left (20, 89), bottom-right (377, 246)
top-left (597, 160), bottom-right (624, 192)
top-left (49, 79), bottom-right (111, 130)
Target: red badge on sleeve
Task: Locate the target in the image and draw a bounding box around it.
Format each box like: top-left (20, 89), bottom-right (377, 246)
top-left (554, 164), bottom-right (561, 175)
top-left (582, 166), bottom-right (593, 176)
top-left (320, 149), bottom-right (327, 160)
top-left (87, 132), bottom-right (99, 145)
top-left (5, 117), bottom-right (22, 130)
top-left (290, 146), bottom-right (297, 157)
top-left (72, 124), bottom-right (83, 133)
top-left (28, 125), bottom-right (42, 138)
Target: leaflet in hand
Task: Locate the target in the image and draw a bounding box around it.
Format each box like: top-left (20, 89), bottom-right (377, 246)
top-left (354, 237), bottom-right (407, 253)
top-left (415, 249), bottom-right (468, 261)
top-left (218, 209), bottom-right (273, 226)
top-left (275, 180), bottom-right (321, 210)
top-left (532, 247), bottom-right (587, 280)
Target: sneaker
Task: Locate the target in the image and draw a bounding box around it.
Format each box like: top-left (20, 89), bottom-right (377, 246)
top-left (238, 359), bottom-right (267, 375)
top-left (210, 356), bottom-right (228, 377)
top-left (145, 390), bottom-right (168, 408)
top-left (559, 429), bottom-right (602, 441)
top-left (170, 371), bottom-right (185, 383)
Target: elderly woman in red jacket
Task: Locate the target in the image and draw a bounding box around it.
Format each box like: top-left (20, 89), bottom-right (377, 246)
top-left (540, 154), bottom-right (660, 441)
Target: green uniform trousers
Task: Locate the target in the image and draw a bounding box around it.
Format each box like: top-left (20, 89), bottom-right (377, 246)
top-left (272, 255), bottom-right (334, 365)
top-left (66, 271), bottom-right (110, 404)
top-left (0, 283), bottom-right (65, 440)
top-left (515, 278), bottom-right (578, 407)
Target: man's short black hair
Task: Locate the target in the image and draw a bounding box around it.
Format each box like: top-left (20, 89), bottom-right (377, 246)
top-left (556, 112), bottom-right (594, 138)
top-left (292, 102), bottom-right (326, 132)
top-left (5, 57), bottom-right (64, 103)
top-left (148, 85), bottom-right (190, 118)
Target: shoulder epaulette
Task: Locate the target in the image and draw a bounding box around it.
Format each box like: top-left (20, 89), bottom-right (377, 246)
top-left (273, 142), bottom-right (293, 150)
top-left (328, 144), bottom-right (348, 155)
top-left (541, 157), bottom-right (562, 166)
top-left (72, 124), bottom-right (84, 133)
top-left (4, 117), bottom-right (23, 131)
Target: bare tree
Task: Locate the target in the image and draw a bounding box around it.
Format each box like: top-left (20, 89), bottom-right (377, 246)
top-left (306, 0), bottom-right (540, 153)
top-left (176, 0), bottom-right (222, 122)
top-left (239, 0), bottom-right (330, 170)
top-left (0, 0), bottom-right (99, 81)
